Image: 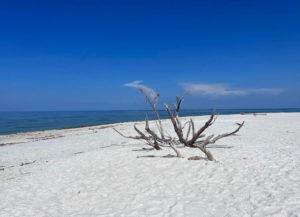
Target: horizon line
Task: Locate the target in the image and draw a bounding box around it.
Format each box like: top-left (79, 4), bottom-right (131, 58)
top-left (1, 107), bottom-right (300, 113)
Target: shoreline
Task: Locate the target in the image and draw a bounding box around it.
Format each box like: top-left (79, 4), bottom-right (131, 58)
top-left (0, 112), bottom-right (299, 147)
top-left (1, 109), bottom-right (300, 136)
top-left (1, 111), bottom-right (298, 136)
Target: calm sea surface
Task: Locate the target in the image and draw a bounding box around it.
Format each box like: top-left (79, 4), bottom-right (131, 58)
top-left (0, 109), bottom-right (299, 135)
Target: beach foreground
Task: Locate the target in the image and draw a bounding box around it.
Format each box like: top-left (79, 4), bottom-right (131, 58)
top-left (0, 113), bottom-right (299, 217)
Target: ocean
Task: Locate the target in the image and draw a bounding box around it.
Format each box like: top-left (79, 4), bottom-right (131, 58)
top-left (0, 108), bottom-right (299, 135)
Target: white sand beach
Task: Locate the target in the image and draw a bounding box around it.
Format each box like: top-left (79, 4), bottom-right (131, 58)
top-left (0, 113), bottom-right (300, 217)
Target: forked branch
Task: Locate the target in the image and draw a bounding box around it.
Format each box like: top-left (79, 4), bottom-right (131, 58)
top-left (138, 88), bottom-right (165, 139)
top-left (187, 111), bottom-right (216, 147)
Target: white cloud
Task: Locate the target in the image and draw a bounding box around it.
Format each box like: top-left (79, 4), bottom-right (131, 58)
top-left (124, 81), bottom-right (158, 100)
top-left (180, 83), bottom-right (283, 96)
top-left (249, 88), bottom-right (284, 95)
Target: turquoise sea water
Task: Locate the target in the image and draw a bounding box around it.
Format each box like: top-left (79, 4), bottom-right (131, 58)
top-left (0, 109), bottom-right (299, 135)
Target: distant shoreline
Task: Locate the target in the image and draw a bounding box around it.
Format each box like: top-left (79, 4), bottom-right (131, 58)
top-left (1, 109), bottom-right (300, 136)
top-left (1, 112), bottom-right (300, 147)
top-left (1, 107), bottom-right (300, 113)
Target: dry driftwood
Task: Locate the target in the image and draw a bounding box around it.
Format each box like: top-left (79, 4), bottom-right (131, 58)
top-left (20, 160), bottom-right (36, 167)
top-left (114, 88), bottom-right (244, 161)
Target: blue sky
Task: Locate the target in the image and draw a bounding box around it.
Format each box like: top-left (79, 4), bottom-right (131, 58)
top-left (0, 0), bottom-right (299, 111)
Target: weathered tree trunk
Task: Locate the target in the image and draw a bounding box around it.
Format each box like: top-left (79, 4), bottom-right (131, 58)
top-left (198, 146), bottom-right (215, 161)
top-left (169, 141), bottom-right (183, 158)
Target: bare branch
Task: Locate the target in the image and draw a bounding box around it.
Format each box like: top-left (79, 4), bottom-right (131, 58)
top-left (182, 120), bottom-right (190, 129)
top-left (164, 104), bottom-right (188, 146)
top-left (194, 121), bottom-right (245, 161)
top-left (198, 146), bottom-right (215, 161)
top-left (210, 114), bottom-right (218, 126)
top-left (196, 135), bottom-right (215, 161)
top-left (168, 140), bottom-right (183, 158)
top-left (134, 124), bottom-right (161, 150)
top-left (191, 119), bottom-right (195, 135)
top-left (145, 116), bottom-right (160, 140)
top-left (209, 121), bottom-right (245, 145)
top-left (185, 121), bottom-right (191, 141)
top-left (113, 128), bottom-right (143, 140)
top-left (174, 91), bottom-right (190, 116)
top-left (187, 111), bottom-right (216, 146)
top-left (175, 114), bottom-right (183, 130)
top-left (138, 88), bottom-right (165, 139)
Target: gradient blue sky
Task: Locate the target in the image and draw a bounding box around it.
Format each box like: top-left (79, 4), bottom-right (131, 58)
top-left (0, 0), bottom-right (299, 111)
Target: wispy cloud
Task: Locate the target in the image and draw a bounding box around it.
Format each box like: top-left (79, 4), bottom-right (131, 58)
top-left (249, 88), bottom-right (284, 95)
top-left (180, 83), bottom-right (283, 96)
top-left (124, 81), bottom-right (158, 99)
